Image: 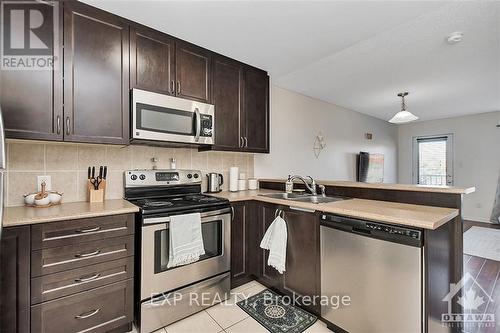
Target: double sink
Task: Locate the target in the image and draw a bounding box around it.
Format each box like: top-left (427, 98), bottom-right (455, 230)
top-left (259, 192), bottom-right (349, 204)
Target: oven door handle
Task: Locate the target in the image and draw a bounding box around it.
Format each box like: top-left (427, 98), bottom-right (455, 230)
top-left (194, 107), bottom-right (201, 142)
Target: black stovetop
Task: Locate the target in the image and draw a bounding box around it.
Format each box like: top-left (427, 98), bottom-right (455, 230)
top-left (129, 193), bottom-right (229, 215)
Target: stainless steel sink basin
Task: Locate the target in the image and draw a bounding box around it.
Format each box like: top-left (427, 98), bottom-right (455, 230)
top-left (258, 192), bottom-right (310, 200)
top-left (259, 192), bottom-right (349, 204)
top-left (291, 196), bottom-right (347, 204)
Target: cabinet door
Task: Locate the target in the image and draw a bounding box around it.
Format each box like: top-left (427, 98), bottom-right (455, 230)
top-left (63, 2), bottom-right (129, 144)
top-left (0, 1), bottom-right (63, 141)
top-left (212, 56), bottom-right (242, 149)
top-left (0, 226), bottom-right (31, 333)
top-left (259, 204), bottom-right (284, 290)
top-left (282, 208), bottom-right (320, 314)
top-left (230, 203), bottom-right (248, 288)
top-left (130, 25), bottom-right (175, 95)
top-left (242, 67), bottom-right (269, 152)
top-left (175, 42), bottom-right (211, 102)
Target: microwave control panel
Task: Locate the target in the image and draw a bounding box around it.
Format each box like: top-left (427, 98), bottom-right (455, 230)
top-left (200, 114), bottom-right (213, 137)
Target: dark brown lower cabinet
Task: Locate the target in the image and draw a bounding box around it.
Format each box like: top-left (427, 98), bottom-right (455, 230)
top-left (231, 201), bottom-right (261, 288)
top-left (0, 226), bottom-right (31, 333)
top-left (281, 207), bottom-right (321, 314)
top-left (31, 279), bottom-right (133, 333)
top-left (252, 203), bottom-right (320, 314)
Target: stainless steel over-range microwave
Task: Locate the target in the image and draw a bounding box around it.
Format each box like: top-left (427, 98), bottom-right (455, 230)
top-left (131, 88), bottom-right (215, 145)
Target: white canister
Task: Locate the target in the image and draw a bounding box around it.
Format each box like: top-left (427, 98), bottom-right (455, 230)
top-left (238, 179), bottom-right (247, 191)
top-left (248, 179), bottom-right (258, 190)
top-left (229, 167), bottom-right (239, 192)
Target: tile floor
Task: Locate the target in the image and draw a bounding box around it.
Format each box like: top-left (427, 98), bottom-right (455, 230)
top-left (130, 280), bottom-right (331, 333)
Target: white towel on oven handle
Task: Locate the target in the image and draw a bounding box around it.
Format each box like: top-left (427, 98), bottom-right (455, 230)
top-left (260, 215), bottom-right (287, 274)
top-left (167, 212), bottom-right (205, 268)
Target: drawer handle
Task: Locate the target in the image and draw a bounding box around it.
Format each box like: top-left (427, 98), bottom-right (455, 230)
top-left (75, 273), bottom-right (101, 283)
top-left (74, 249), bottom-right (101, 258)
top-left (75, 226), bottom-right (101, 233)
top-left (75, 308), bottom-right (100, 319)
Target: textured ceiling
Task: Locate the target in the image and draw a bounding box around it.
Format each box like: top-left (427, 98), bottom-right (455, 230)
top-left (82, 0), bottom-right (500, 122)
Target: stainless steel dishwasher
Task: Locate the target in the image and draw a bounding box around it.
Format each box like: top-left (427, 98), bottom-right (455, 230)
top-left (320, 214), bottom-right (423, 333)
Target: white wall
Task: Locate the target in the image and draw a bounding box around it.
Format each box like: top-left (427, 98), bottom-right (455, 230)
top-left (255, 86), bottom-right (398, 182)
top-left (397, 111), bottom-right (500, 222)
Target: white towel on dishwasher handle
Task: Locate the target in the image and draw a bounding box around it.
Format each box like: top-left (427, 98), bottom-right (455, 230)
top-left (167, 212), bottom-right (205, 268)
top-left (260, 215), bottom-right (287, 274)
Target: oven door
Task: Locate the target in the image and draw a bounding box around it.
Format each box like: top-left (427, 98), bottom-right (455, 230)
top-left (141, 208), bottom-right (230, 300)
top-left (132, 88), bottom-right (214, 145)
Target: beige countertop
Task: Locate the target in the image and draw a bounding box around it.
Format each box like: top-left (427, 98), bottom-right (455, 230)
top-left (259, 179), bottom-right (475, 195)
top-left (211, 189), bottom-right (459, 230)
top-left (3, 199), bottom-right (139, 227)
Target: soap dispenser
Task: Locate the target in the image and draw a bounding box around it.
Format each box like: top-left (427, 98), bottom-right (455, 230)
top-left (285, 175), bottom-right (293, 193)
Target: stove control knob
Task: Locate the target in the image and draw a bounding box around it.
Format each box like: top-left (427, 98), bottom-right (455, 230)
top-left (130, 174), bottom-right (137, 180)
top-left (187, 174), bottom-right (193, 179)
top-left (139, 174), bottom-right (146, 180)
top-left (193, 173), bottom-right (199, 179)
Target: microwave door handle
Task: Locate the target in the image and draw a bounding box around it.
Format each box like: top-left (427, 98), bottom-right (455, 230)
top-left (194, 108), bottom-right (201, 142)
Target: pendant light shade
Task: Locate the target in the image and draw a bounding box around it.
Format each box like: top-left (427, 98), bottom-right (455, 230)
top-left (388, 92), bottom-right (418, 124)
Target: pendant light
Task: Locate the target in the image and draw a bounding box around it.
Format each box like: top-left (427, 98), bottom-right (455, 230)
top-left (388, 92), bottom-right (418, 124)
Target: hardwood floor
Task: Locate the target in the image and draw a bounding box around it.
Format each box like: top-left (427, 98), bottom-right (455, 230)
top-left (463, 221), bottom-right (500, 333)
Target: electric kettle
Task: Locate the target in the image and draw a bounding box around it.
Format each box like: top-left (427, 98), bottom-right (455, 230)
top-left (206, 173), bottom-right (223, 193)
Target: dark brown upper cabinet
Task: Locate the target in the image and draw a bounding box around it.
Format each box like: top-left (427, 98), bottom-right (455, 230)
top-left (63, 1), bottom-right (130, 144)
top-left (130, 25), bottom-right (175, 95)
top-left (205, 60), bottom-right (269, 153)
top-left (243, 67), bottom-right (269, 153)
top-left (0, 1), bottom-right (63, 141)
top-left (175, 42), bottom-right (211, 103)
top-left (212, 56), bottom-right (243, 149)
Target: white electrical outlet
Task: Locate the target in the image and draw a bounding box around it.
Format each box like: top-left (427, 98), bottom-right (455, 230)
top-left (37, 175), bottom-right (52, 191)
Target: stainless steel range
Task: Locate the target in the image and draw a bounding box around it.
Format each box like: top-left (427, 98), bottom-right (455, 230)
top-left (124, 169), bottom-right (231, 333)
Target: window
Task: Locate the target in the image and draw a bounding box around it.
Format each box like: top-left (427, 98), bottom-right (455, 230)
top-left (412, 134), bottom-right (453, 186)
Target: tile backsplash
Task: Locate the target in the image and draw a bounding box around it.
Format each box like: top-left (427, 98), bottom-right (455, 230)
top-left (5, 140), bottom-right (254, 207)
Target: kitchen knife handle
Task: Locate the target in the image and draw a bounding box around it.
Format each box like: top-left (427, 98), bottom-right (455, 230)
top-left (87, 167), bottom-right (91, 179)
top-left (103, 166), bottom-right (107, 179)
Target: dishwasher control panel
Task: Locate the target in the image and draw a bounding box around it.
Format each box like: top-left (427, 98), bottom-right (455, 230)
top-left (365, 222), bottom-right (421, 239)
top-left (321, 214), bottom-right (423, 247)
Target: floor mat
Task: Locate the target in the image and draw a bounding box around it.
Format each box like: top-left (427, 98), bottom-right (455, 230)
top-left (237, 289), bottom-right (317, 333)
top-left (464, 226), bottom-right (500, 261)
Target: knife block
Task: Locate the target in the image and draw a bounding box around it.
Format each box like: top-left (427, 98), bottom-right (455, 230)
top-left (87, 180), bottom-right (106, 203)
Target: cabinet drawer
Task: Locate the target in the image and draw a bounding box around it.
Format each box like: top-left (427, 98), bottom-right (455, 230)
top-left (31, 214), bottom-right (134, 250)
top-left (31, 235), bottom-right (134, 277)
top-left (31, 256), bottom-right (134, 304)
top-left (31, 279), bottom-right (133, 333)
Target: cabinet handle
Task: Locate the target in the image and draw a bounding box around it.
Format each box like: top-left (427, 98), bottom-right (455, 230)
top-left (75, 226), bottom-right (101, 233)
top-left (65, 116), bottom-right (70, 135)
top-left (275, 209), bottom-right (283, 218)
top-left (75, 273), bottom-right (101, 283)
top-left (56, 116), bottom-right (61, 135)
top-left (230, 206), bottom-right (234, 221)
top-left (239, 137), bottom-right (243, 148)
top-left (171, 80), bottom-right (175, 94)
top-left (177, 81), bottom-right (181, 94)
top-left (74, 249), bottom-right (101, 258)
top-left (75, 308), bottom-right (100, 319)
top-left (244, 137), bottom-right (248, 148)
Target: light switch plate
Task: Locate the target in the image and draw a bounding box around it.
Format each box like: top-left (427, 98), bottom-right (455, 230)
top-left (37, 175), bottom-right (52, 191)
